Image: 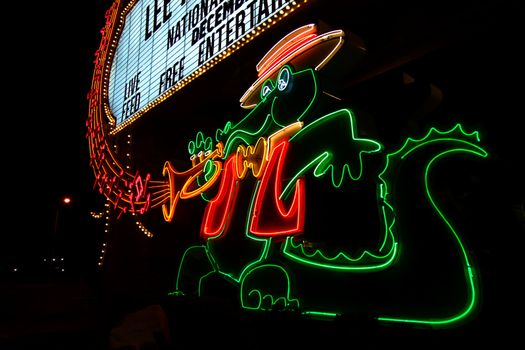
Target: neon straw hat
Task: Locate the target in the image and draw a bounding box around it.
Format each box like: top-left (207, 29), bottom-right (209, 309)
top-left (240, 24), bottom-right (345, 109)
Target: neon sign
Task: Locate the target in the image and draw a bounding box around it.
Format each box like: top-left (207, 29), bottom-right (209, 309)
top-left (88, 8), bottom-right (488, 328)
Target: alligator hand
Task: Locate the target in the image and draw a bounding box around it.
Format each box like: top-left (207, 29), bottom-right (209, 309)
top-left (282, 109), bottom-right (382, 197)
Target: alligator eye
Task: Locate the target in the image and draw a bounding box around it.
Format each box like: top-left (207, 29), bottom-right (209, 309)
top-left (261, 79), bottom-right (274, 99)
top-left (277, 66), bottom-right (292, 91)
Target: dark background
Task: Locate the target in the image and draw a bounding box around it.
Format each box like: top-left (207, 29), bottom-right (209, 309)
top-left (1, 0), bottom-right (524, 349)
top-left (2, 1), bottom-right (112, 277)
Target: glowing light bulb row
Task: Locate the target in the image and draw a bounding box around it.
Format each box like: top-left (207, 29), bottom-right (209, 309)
top-left (97, 201), bottom-right (111, 267)
top-left (107, 0), bottom-right (308, 135)
top-left (135, 220), bottom-right (154, 238)
top-left (101, 0), bottom-right (128, 125)
top-left (90, 211), bottom-right (104, 219)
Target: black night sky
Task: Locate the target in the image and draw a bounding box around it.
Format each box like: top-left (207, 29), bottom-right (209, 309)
top-left (2, 2), bottom-right (112, 273)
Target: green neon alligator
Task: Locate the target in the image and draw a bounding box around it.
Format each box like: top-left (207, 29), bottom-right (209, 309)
top-left (170, 64), bottom-right (487, 328)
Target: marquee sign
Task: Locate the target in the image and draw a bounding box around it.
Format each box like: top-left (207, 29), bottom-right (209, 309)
top-left (87, 0), bottom-right (487, 329)
top-left (108, 0), bottom-right (308, 131)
